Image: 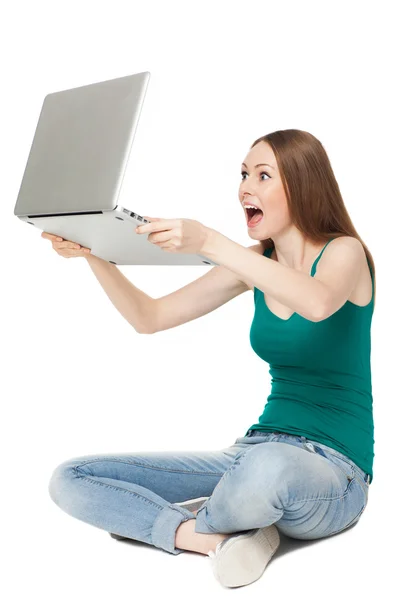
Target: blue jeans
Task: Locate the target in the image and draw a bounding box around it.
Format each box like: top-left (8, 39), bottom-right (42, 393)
top-left (48, 430), bottom-right (370, 555)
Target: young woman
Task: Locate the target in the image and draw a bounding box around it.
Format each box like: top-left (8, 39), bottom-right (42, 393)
top-left (45, 129), bottom-right (375, 588)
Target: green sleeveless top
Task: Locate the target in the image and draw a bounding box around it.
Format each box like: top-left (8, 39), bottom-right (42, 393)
top-left (247, 238), bottom-right (375, 482)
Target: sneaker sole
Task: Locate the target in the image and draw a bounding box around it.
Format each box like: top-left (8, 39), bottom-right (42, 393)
top-left (174, 496), bottom-right (209, 512)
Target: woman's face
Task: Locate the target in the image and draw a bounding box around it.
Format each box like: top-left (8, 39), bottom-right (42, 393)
top-left (239, 142), bottom-right (291, 239)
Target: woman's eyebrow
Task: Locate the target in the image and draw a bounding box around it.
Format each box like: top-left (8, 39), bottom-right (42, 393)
top-left (241, 162), bottom-right (275, 170)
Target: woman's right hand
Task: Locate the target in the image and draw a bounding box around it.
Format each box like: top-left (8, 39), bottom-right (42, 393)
top-left (41, 232), bottom-right (92, 258)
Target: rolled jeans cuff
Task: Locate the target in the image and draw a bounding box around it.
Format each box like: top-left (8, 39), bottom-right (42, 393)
top-left (152, 504), bottom-right (196, 555)
top-left (193, 503), bottom-right (217, 534)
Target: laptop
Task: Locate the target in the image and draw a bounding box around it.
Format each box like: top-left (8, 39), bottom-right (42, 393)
top-left (13, 71), bottom-right (218, 267)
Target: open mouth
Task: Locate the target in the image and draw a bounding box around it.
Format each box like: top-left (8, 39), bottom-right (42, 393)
top-left (246, 206), bottom-right (264, 226)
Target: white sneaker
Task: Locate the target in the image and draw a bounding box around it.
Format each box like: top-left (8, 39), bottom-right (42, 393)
top-left (174, 496), bottom-right (209, 512)
top-left (207, 524), bottom-right (280, 588)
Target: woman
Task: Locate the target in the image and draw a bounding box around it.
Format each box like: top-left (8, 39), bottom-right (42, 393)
top-left (45, 129), bottom-right (375, 589)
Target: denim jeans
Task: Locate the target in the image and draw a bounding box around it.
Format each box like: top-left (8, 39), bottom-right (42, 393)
top-left (48, 430), bottom-right (370, 555)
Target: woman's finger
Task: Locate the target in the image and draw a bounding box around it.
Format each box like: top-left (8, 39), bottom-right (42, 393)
top-left (42, 232), bottom-right (63, 242)
top-left (55, 241), bottom-right (82, 250)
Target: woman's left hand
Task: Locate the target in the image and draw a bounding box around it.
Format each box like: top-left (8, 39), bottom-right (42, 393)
top-left (135, 218), bottom-right (213, 255)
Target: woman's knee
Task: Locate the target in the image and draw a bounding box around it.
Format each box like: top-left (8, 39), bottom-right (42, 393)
top-left (198, 445), bottom-right (294, 531)
top-left (222, 444), bottom-right (293, 501)
top-left (48, 456), bottom-right (87, 507)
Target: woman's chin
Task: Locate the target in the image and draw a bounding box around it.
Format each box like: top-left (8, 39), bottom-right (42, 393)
top-left (247, 223), bottom-right (265, 236)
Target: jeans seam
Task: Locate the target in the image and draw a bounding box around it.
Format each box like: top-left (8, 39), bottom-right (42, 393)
top-left (73, 458), bottom-right (226, 477)
top-left (73, 466), bottom-right (169, 510)
top-left (287, 476), bottom-right (355, 505)
top-left (326, 501), bottom-right (367, 536)
top-left (353, 473), bottom-right (369, 503)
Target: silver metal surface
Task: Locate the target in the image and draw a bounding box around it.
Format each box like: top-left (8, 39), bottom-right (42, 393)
top-left (14, 71), bottom-right (217, 266)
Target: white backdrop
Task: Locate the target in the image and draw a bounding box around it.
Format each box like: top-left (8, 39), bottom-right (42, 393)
top-left (2, 0), bottom-right (397, 597)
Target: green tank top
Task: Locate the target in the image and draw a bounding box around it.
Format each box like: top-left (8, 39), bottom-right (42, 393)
top-left (248, 238), bottom-right (375, 482)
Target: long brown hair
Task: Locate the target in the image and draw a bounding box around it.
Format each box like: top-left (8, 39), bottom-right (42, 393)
top-left (251, 129), bottom-right (376, 310)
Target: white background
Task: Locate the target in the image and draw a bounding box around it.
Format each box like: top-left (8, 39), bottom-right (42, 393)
top-left (2, 0), bottom-right (397, 597)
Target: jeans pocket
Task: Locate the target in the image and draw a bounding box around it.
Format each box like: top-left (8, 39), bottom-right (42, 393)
top-left (334, 459), bottom-right (356, 480)
top-left (314, 444), bottom-right (356, 493)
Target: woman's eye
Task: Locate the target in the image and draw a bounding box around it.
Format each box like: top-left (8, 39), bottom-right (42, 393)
top-left (241, 171), bottom-right (270, 181)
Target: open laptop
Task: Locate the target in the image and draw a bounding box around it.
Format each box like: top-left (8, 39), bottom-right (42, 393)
top-left (13, 71), bottom-right (218, 266)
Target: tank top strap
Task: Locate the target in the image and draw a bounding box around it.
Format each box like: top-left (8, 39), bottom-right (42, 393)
top-left (264, 246), bottom-right (274, 258)
top-left (310, 238), bottom-right (335, 277)
top-left (263, 238), bottom-right (374, 309)
top-left (366, 255), bottom-right (375, 303)
top-left (264, 241), bottom-right (334, 273)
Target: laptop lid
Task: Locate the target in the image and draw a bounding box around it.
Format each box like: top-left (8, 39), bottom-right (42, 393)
top-left (14, 71), bottom-right (150, 218)
top-left (13, 71), bottom-right (218, 266)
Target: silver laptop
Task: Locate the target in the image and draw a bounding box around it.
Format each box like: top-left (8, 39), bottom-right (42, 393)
top-left (14, 71), bottom-right (217, 266)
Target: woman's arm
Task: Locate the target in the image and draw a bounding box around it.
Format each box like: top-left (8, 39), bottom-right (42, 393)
top-left (201, 232), bottom-right (365, 322)
top-left (85, 254), bottom-right (156, 333)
